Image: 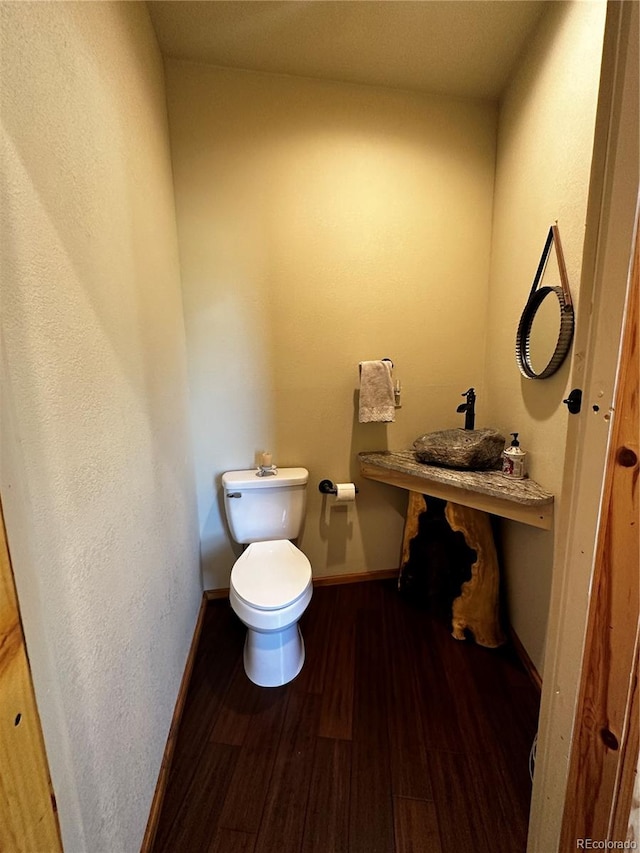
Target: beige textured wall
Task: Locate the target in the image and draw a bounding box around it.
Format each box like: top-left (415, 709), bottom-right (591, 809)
top-left (0, 3), bottom-right (200, 851)
top-left (165, 62), bottom-right (497, 590)
top-left (485, 0), bottom-right (607, 673)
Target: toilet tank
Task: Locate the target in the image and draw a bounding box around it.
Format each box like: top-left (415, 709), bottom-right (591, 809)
top-left (222, 467), bottom-right (308, 544)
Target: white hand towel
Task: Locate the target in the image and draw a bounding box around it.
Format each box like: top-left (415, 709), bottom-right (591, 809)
top-left (358, 360), bottom-right (395, 423)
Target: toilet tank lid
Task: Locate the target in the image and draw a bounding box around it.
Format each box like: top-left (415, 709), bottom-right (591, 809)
top-left (222, 467), bottom-right (308, 490)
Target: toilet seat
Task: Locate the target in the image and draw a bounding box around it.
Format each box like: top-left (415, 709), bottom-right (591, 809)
top-left (231, 540), bottom-right (312, 611)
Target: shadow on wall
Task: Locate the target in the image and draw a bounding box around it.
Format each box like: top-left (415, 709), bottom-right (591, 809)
top-left (200, 485), bottom-right (241, 590)
top-left (495, 517), bottom-right (555, 668)
top-left (520, 354), bottom-right (572, 421)
top-left (315, 479), bottom-right (406, 576)
top-left (348, 387), bottom-right (391, 461)
top-left (318, 497), bottom-right (353, 569)
top-left (349, 388), bottom-right (407, 573)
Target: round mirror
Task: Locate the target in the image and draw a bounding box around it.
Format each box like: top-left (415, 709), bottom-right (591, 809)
top-left (528, 291), bottom-right (562, 373)
top-left (516, 286), bottom-right (574, 379)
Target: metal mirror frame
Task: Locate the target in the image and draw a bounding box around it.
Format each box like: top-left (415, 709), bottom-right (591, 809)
top-left (515, 224), bottom-right (575, 379)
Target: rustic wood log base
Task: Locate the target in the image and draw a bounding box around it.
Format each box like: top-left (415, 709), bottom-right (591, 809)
top-left (398, 491), bottom-right (427, 591)
top-left (444, 501), bottom-right (505, 648)
top-left (360, 451), bottom-right (551, 649)
top-left (399, 490), bottom-right (505, 648)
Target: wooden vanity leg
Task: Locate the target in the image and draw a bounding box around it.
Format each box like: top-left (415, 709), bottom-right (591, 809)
top-left (444, 502), bottom-right (505, 648)
top-left (398, 491), bottom-right (427, 590)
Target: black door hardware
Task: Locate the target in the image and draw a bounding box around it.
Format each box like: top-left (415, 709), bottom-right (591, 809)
top-left (562, 388), bottom-right (582, 414)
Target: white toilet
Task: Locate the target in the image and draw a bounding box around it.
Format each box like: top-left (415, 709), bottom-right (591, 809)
top-left (222, 467), bottom-right (313, 687)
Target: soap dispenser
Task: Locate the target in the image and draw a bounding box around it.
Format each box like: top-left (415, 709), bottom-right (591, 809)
top-left (502, 433), bottom-right (527, 480)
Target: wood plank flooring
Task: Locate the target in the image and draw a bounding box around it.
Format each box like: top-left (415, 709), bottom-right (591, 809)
top-left (152, 580), bottom-right (539, 853)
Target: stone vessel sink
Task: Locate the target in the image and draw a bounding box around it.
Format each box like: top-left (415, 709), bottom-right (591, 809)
top-left (413, 428), bottom-right (506, 471)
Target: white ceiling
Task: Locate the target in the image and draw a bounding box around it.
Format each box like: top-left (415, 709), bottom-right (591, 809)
top-left (147, 1), bottom-right (548, 101)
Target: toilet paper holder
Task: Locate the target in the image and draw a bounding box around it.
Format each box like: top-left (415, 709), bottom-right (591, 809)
top-left (318, 479), bottom-right (359, 495)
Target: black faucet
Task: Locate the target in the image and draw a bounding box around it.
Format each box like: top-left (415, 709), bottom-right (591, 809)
top-left (456, 388), bottom-right (476, 430)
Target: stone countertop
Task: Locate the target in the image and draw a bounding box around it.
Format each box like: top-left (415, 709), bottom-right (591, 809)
top-left (358, 450), bottom-right (554, 507)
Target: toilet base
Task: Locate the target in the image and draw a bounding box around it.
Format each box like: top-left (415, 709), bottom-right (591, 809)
top-left (243, 622), bottom-right (305, 687)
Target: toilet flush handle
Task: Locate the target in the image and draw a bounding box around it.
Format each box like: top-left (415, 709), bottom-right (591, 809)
top-left (226, 492), bottom-right (242, 498)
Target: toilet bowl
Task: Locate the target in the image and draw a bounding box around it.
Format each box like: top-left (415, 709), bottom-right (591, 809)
top-left (229, 539), bottom-right (313, 687)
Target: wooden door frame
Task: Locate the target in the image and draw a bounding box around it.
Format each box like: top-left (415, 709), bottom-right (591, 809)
top-left (528, 1), bottom-right (639, 849)
top-left (560, 186), bottom-right (638, 849)
top-left (0, 500), bottom-right (62, 852)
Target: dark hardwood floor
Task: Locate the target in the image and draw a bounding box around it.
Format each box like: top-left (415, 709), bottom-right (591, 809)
top-left (152, 580), bottom-right (539, 853)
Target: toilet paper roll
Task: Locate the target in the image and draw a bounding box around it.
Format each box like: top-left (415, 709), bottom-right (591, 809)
top-left (334, 483), bottom-right (356, 503)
